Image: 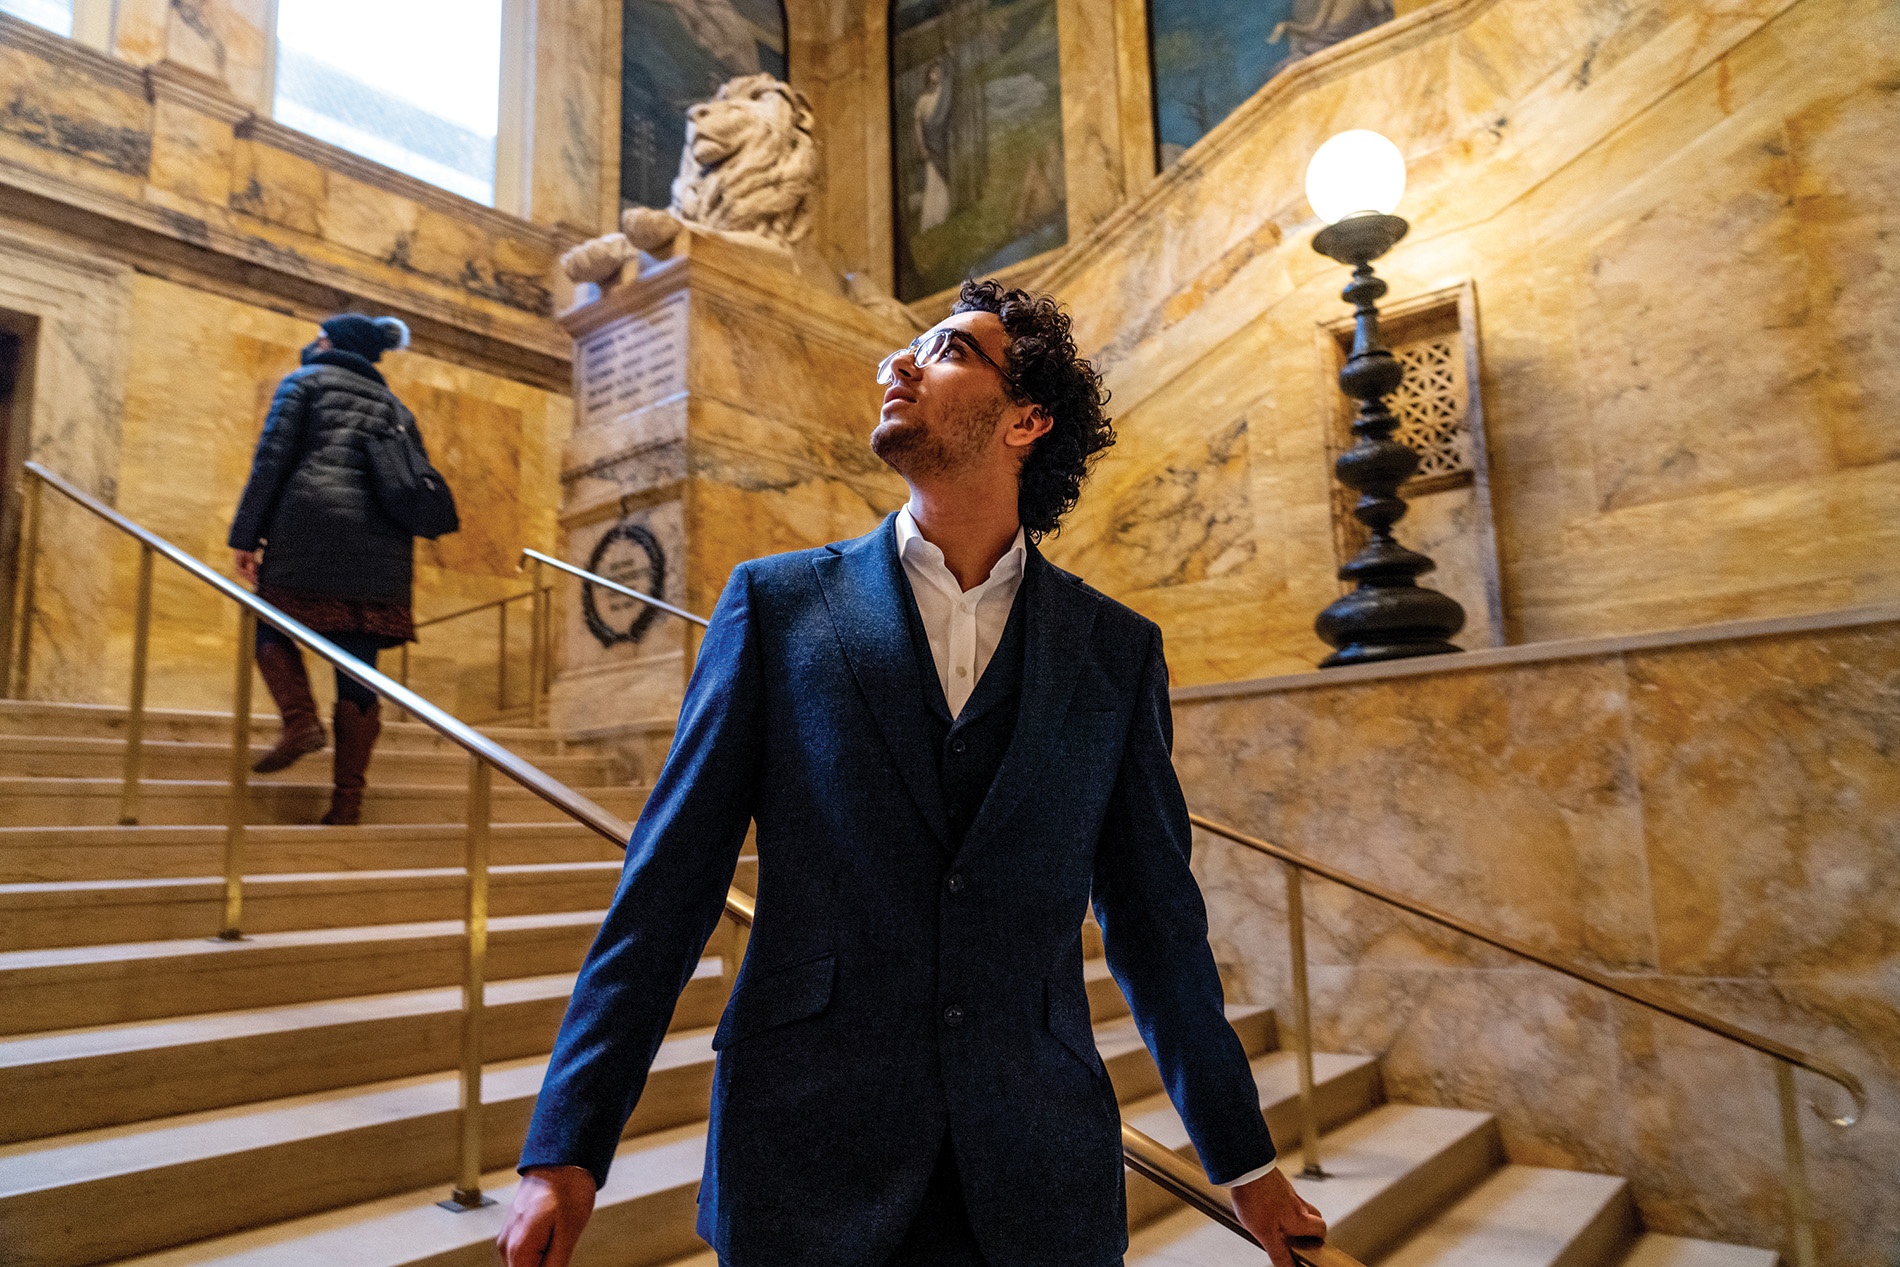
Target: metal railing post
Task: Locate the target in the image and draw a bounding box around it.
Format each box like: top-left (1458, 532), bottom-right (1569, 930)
top-left (219, 609), bottom-right (256, 939)
top-left (118, 543), bottom-right (155, 825)
top-left (9, 470), bottom-right (42, 697)
top-left (397, 642), bottom-right (412, 723)
top-left (528, 559), bottom-right (546, 728)
top-left (1776, 1059), bottom-right (1818, 1267)
top-left (496, 598), bottom-right (509, 714)
top-left (1284, 861), bottom-right (1325, 1178)
top-left (443, 754), bottom-right (496, 1210)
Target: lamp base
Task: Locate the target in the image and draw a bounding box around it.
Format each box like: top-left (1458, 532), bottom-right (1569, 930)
top-left (1313, 213), bottom-right (1408, 266)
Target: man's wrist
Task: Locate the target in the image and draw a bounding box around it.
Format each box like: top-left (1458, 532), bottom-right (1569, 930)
top-left (1227, 1161), bottom-right (1278, 1187)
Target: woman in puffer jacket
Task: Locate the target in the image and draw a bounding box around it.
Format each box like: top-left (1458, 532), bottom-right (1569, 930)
top-left (228, 313), bottom-right (426, 825)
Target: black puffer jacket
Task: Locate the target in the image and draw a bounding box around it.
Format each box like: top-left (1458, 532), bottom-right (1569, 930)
top-left (228, 351), bottom-right (421, 603)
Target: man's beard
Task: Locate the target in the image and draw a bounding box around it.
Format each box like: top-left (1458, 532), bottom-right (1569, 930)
top-left (870, 395), bottom-right (1004, 481)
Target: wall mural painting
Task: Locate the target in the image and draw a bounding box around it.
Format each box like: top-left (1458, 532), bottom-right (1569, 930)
top-left (621, 0), bottom-right (789, 209)
top-left (1150, 0), bottom-right (1394, 167)
top-left (891, 0), bottom-right (1067, 302)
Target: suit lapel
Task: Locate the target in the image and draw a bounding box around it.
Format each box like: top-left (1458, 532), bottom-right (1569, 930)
top-left (957, 546), bottom-right (1098, 859)
top-left (811, 516), bottom-right (951, 848)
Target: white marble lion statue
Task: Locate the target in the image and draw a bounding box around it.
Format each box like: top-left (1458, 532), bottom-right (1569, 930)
top-left (562, 73), bottom-right (820, 285)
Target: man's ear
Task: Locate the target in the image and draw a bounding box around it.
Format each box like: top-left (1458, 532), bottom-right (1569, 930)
top-left (1005, 405), bottom-right (1054, 451)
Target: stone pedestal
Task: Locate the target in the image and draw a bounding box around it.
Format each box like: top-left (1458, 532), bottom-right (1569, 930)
top-left (550, 228), bottom-right (909, 740)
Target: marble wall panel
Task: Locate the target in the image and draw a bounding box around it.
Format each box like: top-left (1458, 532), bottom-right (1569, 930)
top-left (1625, 627), bottom-right (1900, 980)
top-left (74, 275), bottom-right (574, 713)
top-left (0, 226), bottom-right (134, 704)
top-left (0, 39), bottom-right (152, 196)
top-left (1034, 0), bottom-right (1900, 683)
top-left (531, 0), bottom-right (615, 235)
top-left (688, 400), bottom-right (905, 612)
top-left (1172, 615), bottom-right (1900, 1259)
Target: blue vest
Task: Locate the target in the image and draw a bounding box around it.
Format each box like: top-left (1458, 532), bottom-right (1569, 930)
top-left (896, 570), bottom-right (1028, 849)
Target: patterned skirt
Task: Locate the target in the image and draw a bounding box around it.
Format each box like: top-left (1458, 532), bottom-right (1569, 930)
top-left (258, 584), bottom-right (415, 649)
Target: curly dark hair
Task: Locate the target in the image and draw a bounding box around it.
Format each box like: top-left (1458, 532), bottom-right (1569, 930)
top-left (952, 279), bottom-right (1115, 540)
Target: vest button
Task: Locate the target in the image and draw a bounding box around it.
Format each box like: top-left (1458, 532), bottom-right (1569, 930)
top-left (943, 1005), bottom-right (966, 1027)
top-left (951, 738), bottom-right (967, 755)
top-left (946, 872), bottom-right (965, 894)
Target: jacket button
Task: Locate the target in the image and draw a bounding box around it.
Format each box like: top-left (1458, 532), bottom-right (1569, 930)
top-left (951, 738), bottom-right (967, 755)
top-left (946, 872), bottom-right (965, 894)
top-left (943, 1004), bottom-right (966, 1027)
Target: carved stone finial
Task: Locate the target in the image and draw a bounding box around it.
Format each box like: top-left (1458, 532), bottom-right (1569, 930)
top-left (559, 233), bottom-right (635, 284)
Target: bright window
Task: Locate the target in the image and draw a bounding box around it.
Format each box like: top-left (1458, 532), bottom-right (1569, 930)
top-left (273, 0), bottom-right (505, 206)
top-left (0, 0), bottom-right (73, 37)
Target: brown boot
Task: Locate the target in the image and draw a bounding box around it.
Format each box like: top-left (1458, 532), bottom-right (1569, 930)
top-left (320, 698), bottom-right (382, 826)
top-left (253, 640), bottom-right (326, 773)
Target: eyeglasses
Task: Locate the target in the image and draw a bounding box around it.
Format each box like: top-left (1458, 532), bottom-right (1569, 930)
top-left (877, 328), bottom-right (1022, 398)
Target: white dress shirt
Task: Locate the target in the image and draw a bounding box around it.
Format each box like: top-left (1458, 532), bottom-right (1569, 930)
top-left (894, 506), bottom-right (1026, 719)
top-left (895, 508), bottom-right (1274, 1189)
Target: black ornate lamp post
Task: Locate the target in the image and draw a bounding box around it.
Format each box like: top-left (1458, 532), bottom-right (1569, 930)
top-left (1304, 131), bottom-right (1464, 668)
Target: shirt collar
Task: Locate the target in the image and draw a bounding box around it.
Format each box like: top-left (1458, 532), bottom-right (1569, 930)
top-left (895, 505), bottom-right (1026, 587)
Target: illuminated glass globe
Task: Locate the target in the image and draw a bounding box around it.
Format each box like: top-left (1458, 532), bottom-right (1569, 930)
top-left (1305, 130), bottom-right (1407, 225)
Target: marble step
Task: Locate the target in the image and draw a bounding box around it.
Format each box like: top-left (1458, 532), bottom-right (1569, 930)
top-left (0, 861), bottom-right (626, 950)
top-left (0, 910), bottom-right (612, 1035)
top-left (1094, 1004), bottom-right (1278, 1105)
top-left (0, 700), bottom-right (565, 756)
top-left (0, 962), bottom-right (727, 1144)
top-left (1378, 1166), bottom-right (1636, 1267)
top-left (3, 936), bottom-right (1109, 1141)
top-left (0, 821), bottom-right (630, 883)
top-left (0, 733), bottom-right (618, 787)
top-left (78, 1004), bottom-right (1274, 1267)
top-left (1121, 1049), bottom-right (1385, 1230)
top-left (110, 1129), bottom-right (714, 1267)
top-left (1126, 1103), bottom-right (1503, 1266)
top-left (1616, 1235), bottom-right (1779, 1267)
top-left (0, 1036), bottom-right (722, 1267)
top-left (2, 993), bottom-right (1225, 1267)
top-left (0, 775), bottom-right (648, 827)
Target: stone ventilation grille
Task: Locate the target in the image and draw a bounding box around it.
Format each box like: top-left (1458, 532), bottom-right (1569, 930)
top-left (1389, 335), bottom-right (1471, 484)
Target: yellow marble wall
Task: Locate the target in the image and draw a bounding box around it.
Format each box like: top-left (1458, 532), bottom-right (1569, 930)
top-left (549, 230), bottom-right (908, 735)
top-left (0, 1), bottom-right (619, 714)
top-left (22, 275), bottom-right (572, 714)
top-left (1030, 0), bottom-right (1900, 685)
top-left (1170, 609), bottom-right (1900, 1261)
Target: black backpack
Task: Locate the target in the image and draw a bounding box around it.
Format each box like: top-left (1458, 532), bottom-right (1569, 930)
top-left (364, 402), bottom-right (459, 539)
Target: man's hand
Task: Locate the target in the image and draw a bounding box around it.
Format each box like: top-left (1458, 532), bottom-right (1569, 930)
top-left (496, 1165), bottom-right (596, 1267)
top-left (232, 549), bottom-right (260, 586)
top-left (1232, 1167), bottom-right (1327, 1267)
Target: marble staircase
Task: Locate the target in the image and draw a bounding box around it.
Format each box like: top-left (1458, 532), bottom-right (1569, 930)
top-left (0, 701), bottom-right (1777, 1267)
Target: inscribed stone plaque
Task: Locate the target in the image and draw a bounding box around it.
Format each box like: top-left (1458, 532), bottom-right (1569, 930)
top-left (576, 294), bottom-right (689, 431)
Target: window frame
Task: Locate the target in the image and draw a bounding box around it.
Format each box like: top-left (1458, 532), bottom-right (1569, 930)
top-left (258, 0), bottom-right (537, 216)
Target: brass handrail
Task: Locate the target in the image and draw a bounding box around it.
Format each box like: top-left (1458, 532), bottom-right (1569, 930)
top-left (1189, 812), bottom-right (1862, 1267)
top-left (1188, 813), bottom-right (1866, 1123)
top-left (415, 589), bottom-right (536, 630)
top-left (12, 461), bottom-right (754, 1214)
top-left (521, 547), bottom-right (710, 628)
top-left (398, 585), bottom-right (552, 723)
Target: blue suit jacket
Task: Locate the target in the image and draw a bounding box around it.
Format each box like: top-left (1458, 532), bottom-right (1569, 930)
top-left (521, 516), bottom-right (1276, 1266)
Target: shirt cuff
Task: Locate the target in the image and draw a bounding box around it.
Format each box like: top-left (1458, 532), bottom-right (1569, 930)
top-left (1227, 1161), bottom-right (1278, 1187)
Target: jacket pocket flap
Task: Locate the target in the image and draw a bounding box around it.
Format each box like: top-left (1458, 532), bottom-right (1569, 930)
top-left (1044, 976), bottom-right (1103, 1071)
top-left (713, 954), bottom-right (836, 1051)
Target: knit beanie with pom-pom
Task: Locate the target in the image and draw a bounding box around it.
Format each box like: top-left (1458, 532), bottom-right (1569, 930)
top-left (321, 314), bottom-right (412, 363)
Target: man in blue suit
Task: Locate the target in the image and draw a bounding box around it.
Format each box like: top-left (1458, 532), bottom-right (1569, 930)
top-left (500, 281), bottom-right (1326, 1267)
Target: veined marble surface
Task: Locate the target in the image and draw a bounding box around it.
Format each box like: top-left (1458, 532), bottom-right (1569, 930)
top-left (19, 273), bottom-right (573, 718)
top-left (1173, 616), bottom-right (1899, 1260)
top-left (1037, 0), bottom-right (1900, 685)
